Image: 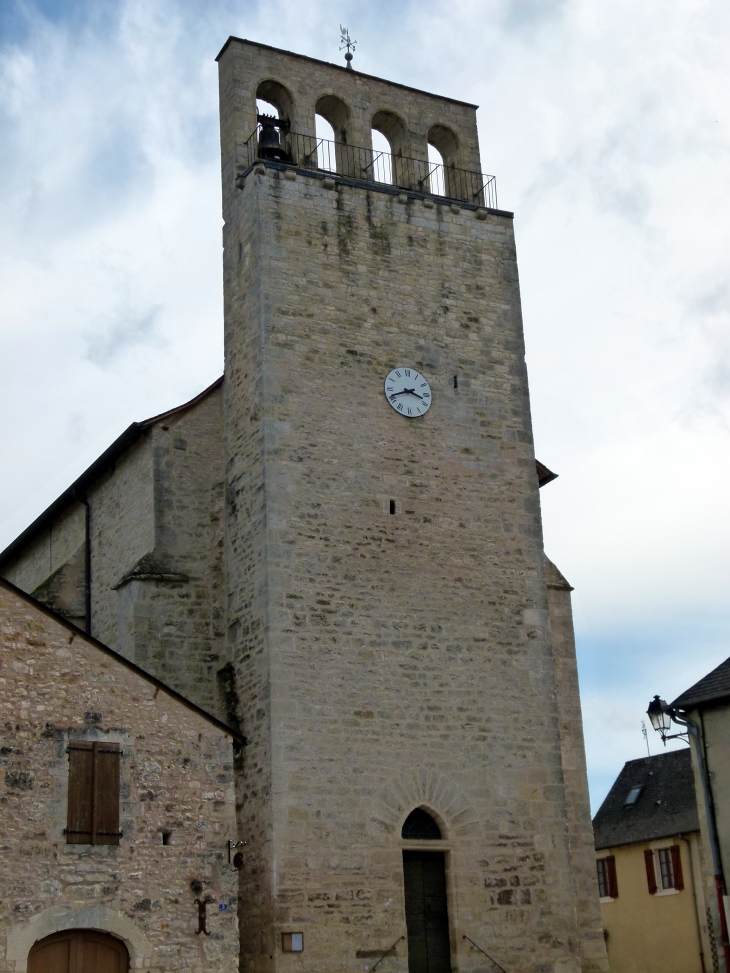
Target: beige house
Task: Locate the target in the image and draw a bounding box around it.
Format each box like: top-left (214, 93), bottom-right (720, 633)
top-left (593, 750), bottom-right (710, 973)
top-left (0, 579), bottom-right (242, 973)
top-left (668, 657), bottom-right (730, 973)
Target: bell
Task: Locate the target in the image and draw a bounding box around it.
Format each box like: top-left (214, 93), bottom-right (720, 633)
top-left (258, 117), bottom-right (281, 159)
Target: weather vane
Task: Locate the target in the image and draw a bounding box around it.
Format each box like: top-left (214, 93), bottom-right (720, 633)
top-left (340, 26), bottom-right (356, 70)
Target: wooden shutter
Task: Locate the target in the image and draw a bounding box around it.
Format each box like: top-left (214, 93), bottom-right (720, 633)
top-left (66, 742), bottom-right (120, 845)
top-left (644, 849), bottom-right (658, 894)
top-left (94, 744), bottom-right (121, 845)
top-left (606, 856), bottom-right (618, 898)
top-left (66, 742), bottom-right (95, 844)
top-left (670, 845), bottom-right (684, 890)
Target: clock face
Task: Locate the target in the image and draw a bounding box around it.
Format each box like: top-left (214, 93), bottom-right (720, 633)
top-left (384, 367), bottom-right (432, 417)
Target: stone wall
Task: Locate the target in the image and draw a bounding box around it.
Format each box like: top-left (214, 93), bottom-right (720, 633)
top-left (0, 386), bottom-right (229, 722)
top-left (0, 581), bottom-right (239, 973)
top-left (546, 559), bottom-right (610, 973)
top-left (220, 105), bottom-right (606, 971)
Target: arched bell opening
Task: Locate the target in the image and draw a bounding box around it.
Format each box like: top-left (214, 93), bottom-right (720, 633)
top-left (427, 124), bottom-right (462, 200)
top-left (315, 94), bottom-right (354, 175)
top-left (371, 109), bottom-right (409, 187)
top-left (255, 80), bottom-right (293, 162)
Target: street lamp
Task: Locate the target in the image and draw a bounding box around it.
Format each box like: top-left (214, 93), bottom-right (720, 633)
top-left (647, 695), bottom-right (730, 971)
top-left (647, 696), bottom-right (673, 740)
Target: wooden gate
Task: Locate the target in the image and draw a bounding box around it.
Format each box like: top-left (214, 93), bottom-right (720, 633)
top-left (28, 930), bottom-right (129, 973)
top-left (403, 850), bottom-right (451, 973)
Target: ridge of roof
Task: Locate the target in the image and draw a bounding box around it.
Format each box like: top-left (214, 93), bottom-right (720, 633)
top-left (0, 575), bottom-right (246, 745)
top-left (0, 377), bottom-right (223, 569)
top-left (215, 37), bottom-right (479, 110)
top-left (592, 749), bottom-right (698, 850)
top-left (672, 655), bottom-right (730, 710)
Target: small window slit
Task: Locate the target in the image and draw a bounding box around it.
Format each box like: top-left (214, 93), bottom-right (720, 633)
top-left (454, 375), bottom-right (458, 389)
top-left (389, 500), bottom-right (396, 515)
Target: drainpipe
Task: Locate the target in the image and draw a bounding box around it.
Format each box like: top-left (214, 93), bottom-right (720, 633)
top-left (681, 832), bottom-right (707, 973)
top-left (78, 495), bottom-right (91, 636)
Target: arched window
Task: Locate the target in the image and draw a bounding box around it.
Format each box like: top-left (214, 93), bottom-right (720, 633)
top-left (371, 110), bottom-right (408, 187)
top-left (370, 128), bottom-right (392, 184)
top-left (402, 807), bottom-right (442, 840)
top-left (315, 114), bottom-right (336, 171)
top-left (427, 124), bottom-right (461, 200)
top-left (427, 143), bottom-right (445, 197)
top-left (255, 81), bottom-right (293, 163)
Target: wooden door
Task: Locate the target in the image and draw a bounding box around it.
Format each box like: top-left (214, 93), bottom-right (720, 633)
top-left (29, 930), bottom-right (128, 973)
top-left (403, 851), bottom-right (451, 973)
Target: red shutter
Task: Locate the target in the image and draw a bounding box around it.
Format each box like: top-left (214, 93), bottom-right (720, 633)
top-left (670, 845), bottom-right (684, 891)
top-left (94, 744), bottom-right (120, 845)
top-left (644, 849), bottom-right (658, 894)
top-left (66, 742), bottom-right (94, 843)
top-left (606, 856), bottom-right (619, 898)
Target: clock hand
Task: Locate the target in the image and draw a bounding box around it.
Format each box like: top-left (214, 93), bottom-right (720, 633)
top-left (402, 388), bottom-right (423, 400)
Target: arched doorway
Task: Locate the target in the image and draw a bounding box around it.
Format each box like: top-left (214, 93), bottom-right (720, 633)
top-left (402, 808), bottom-right (451, 973)
top-left (29, 930), bottom-right (128, 973)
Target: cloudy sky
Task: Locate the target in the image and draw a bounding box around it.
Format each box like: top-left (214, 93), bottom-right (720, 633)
top-left (2, 0), bottom-right (729, 811)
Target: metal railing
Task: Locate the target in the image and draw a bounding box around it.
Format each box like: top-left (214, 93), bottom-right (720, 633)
top-left (242, 126), bottom-right (498, 209)
top-left (463, 935), bottom-right (507, 973)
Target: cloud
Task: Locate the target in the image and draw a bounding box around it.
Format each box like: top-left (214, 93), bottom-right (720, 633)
top-left (2, 0), bottom-right (730, 816)
top-left (84, 303), bottom-right (164, 367)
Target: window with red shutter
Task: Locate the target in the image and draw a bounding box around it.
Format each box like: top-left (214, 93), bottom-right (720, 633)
top-left (66, 742), bottom-right (121, 845)
top-left (644, 849), bottom-right (658, 894)
top-left (670, 845), bottom-right (684, 890)
top-left (606, 856), bottom-right (619, 898)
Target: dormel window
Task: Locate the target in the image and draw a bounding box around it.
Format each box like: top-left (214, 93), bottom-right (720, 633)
top-left (66, 741), bottom-right (121, 845)
top-left (624, 785), bottom-right (642, 806)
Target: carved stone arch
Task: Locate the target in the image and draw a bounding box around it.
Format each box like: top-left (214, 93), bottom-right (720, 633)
top-left (6, 906), bottom-right (153, 971)
top-left (371, 109), bottom-right (409, 157)
top-left (256, 78), bottom-right (294, 126)
top-left (315, 93), bottom-right (352, 144)
top-left (369, 767), bottom-right (480, 840)
top-left (427, 123), bottom-right (461, 169)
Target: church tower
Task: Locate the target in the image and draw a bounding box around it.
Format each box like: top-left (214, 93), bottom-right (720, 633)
top-left (217, 38), bottom-right (605, 973)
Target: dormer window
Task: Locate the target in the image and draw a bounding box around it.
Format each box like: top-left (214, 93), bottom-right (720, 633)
top-left (624, 785), bottom-right (643, 806)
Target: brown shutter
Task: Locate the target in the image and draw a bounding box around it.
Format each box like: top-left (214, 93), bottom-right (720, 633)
top-left (644, 849), bottom-right (658, 894)
top-left (66, 741), bottom-right (120, 845)
top-left (606, 856), bottom-right (619, 898)
top-left (66, 742), bottom-right (94, 843)
top-left (94, 744), bottom-right (120, 845)
top-left (671, 845), bottom-right (684, 890)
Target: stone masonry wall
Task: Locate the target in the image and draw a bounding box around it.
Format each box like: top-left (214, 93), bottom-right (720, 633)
top-left (0, 582), bottom-right (239, 973)
top-left (114, 388), bottom-right (228, 721)
top-left (221, 148), bottom-right (602, 971)
top-left (546, 559), bottom-right (609, 973)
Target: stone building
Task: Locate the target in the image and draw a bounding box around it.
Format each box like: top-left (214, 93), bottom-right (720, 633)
top-left (0, 578), bottom-right (241, 973)
top-left (0, 37), bottom-right (608, 973)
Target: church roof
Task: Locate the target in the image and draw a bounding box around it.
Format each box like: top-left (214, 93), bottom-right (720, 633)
top-left (592, 749), bottom-right (698, 850)
top-left (0, 378), bottom-right (222, 569)
top-left (672, 656), bottom-right (730, 710)
top-left (0, 575), bottom-right (246, 745)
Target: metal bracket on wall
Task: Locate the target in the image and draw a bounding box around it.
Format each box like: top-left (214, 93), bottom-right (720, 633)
top-left (194, 897), bottom-right (213, 936)
top-left (227, 838), bottom-right (247, 866)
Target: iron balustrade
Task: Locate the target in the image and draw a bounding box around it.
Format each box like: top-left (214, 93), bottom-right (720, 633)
top-left (242, 127), bottom-right (498, 209)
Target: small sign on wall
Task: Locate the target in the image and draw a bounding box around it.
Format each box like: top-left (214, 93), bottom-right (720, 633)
top-left (282, 932), bottom-right (304, 952)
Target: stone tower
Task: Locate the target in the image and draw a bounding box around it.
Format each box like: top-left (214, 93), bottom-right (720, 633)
top-left (218, 38), bottom-right (606, 973)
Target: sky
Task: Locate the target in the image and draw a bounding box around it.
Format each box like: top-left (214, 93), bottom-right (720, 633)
top-left (1, 0), bottom-right (729, 812)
